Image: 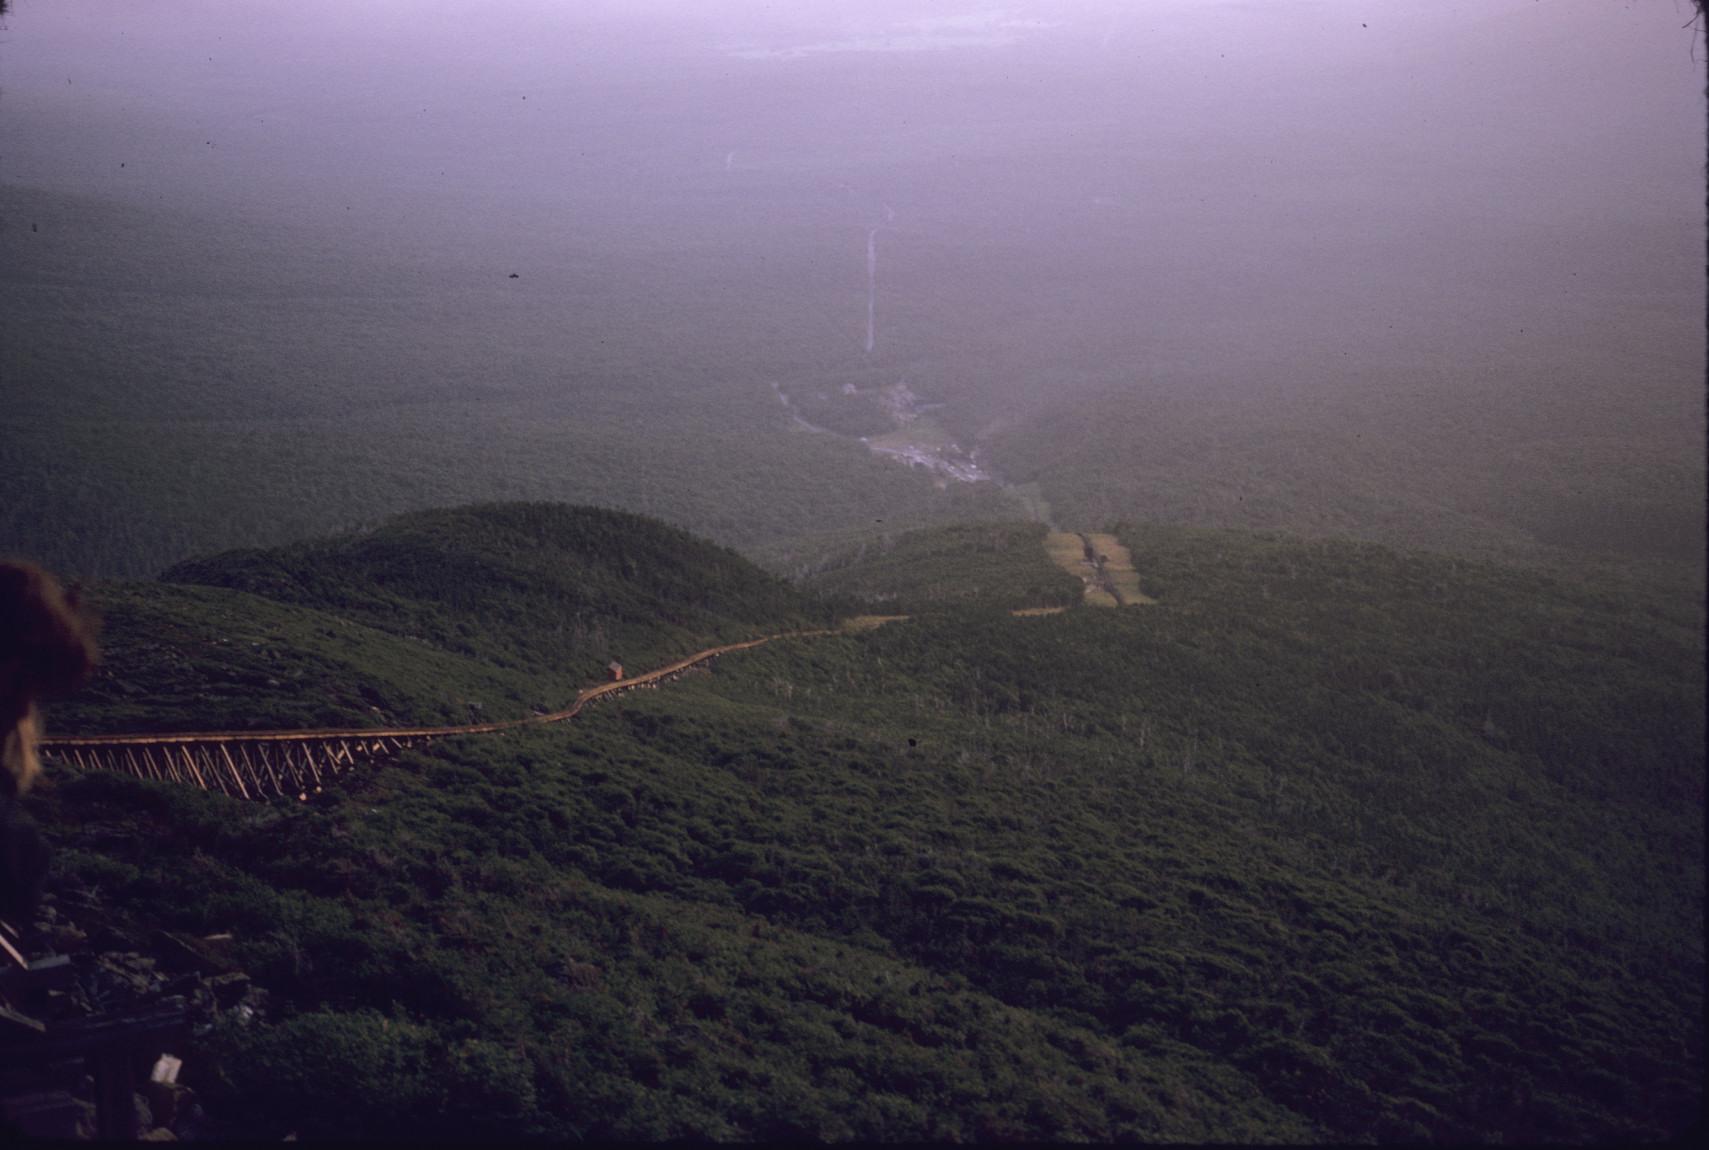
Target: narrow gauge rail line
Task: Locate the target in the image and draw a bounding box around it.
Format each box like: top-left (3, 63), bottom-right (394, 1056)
top-left (38, 629), bottom-right (836, 801)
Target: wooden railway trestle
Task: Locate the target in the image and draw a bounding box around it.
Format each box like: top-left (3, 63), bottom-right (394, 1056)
top-left (36, 628), bottom-right (840, 802)
top-left (41, 733), bottom-right (431, 802)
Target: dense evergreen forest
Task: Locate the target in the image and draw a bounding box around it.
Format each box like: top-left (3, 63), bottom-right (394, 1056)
top-left (18, 504), bottom-right (1702, 1142)
top-left (4, 1), bottom-right (1701, 1139)
top-left (801, 520), bottom-right (1082, 612)
top-left (2, 5), bottom-right (1700, 587)
top-left (51, 504), bottom-right (831, 735)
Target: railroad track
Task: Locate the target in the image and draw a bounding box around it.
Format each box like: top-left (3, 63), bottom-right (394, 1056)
top-left (38, 630), bottom-right (836, 802)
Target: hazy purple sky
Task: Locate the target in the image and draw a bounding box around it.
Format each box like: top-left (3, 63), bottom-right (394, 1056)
top-left (5, 0), bottom-right (1698, 236)
top-left (1, 0), bottom-right (1703, 555)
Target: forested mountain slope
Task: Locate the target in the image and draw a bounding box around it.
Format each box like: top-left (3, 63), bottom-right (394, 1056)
top-left (982, 374), bottom-right (1707, 581)
top-left (46, 580), bottom-right (551, 736)
top-left (803, 521), bottom-right (1081, 613)
top-left (165, 503), bottom-right (829, 678)
top-left (52, 503), bottom-right (829, 735)
top-left (20, 507), bottom-right (1704, 1142)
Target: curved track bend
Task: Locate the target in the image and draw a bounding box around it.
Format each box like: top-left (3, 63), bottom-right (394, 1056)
top-left (38, 629), bottom-right (838, 802)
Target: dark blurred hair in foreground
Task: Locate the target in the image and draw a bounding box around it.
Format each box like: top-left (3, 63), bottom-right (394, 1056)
top-left (1, 561), bottom-right (99, 797)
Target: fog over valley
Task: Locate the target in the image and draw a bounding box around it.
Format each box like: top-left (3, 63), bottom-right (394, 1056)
top-left (1, 2), bottom-right (1705, 1142)
top-left (2, 0), bottom-right (1702, 577)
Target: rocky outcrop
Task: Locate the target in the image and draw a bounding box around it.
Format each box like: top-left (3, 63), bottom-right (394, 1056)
top-left (0, 893), bottom-right (272, 1141)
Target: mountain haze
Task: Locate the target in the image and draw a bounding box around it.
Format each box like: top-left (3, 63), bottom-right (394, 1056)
top-left (2, 0), bottom-right (1703, 1140)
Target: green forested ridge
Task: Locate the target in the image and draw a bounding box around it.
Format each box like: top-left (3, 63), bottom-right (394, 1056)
top-left (802, 520), bottom-right (1082, 612)
top-left (162, 503), bottom-right (831, 683)
top-left (24, 506), bottom-right (1705, 1142)
top-left (46, 581), bottom-right (547, 735)
top-left (54, 504), bottom-right (827, 735)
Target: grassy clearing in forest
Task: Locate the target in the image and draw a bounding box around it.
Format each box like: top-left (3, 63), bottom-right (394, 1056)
top-left (1087, 532), bottom-right (1157, 604)
top-left (1044, 531), bottom-right (1100, 606)
top-left (1044, 532), bottom-right (1091, 571)
top-left (1042, 530), bottom-right (1156, 607)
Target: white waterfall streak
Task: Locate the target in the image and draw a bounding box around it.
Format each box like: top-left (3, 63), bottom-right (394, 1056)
top-left (865, 226), bottom-right (879, 354)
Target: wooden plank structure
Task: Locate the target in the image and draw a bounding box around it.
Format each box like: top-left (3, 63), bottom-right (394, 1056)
top-left (36, 631), bottom-right (834, 802)
top-left (38, 732), bottom-right (428, 801)
top-left (0, 999), bottom-right (189, 1140)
